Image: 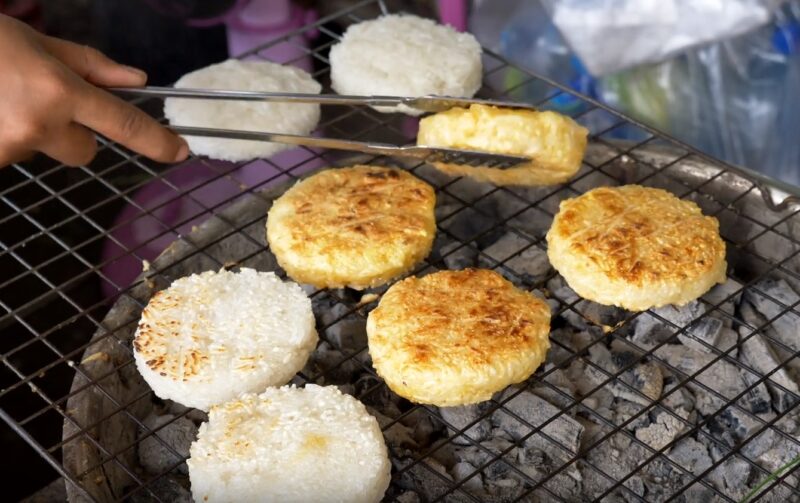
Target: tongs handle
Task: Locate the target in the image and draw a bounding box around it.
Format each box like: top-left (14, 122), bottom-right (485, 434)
top-left (111, 87), bottom-right (537, 113)
top-left (170, 126), bottom-right (428, 158)
top-left (170, 126), bottom-right (402, 154)
top-left (112, 87), bottom-right (406, 108)
top-left (170, 126), bottom-right (529, 169)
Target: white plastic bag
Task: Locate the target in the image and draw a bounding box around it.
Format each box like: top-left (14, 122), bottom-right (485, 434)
top-left (543, 0), bottom-right (777, 76)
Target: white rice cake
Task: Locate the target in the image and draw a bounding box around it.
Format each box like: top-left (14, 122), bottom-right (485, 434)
top-left (330, 14), bottom-right (482, 116)
top-left (188, 385), bottom-right (391, 503)
top-left (133, 268), bottom-right (317, 410)
top-left (164, 59), bottom-right (321, 161)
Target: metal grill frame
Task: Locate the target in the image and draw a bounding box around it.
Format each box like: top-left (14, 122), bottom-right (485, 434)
top-left (3, 0), bottom-right (800, 501)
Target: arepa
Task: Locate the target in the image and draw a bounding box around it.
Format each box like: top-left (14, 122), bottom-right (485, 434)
top-left (367, 269), bottom-right (551, 406)
top-left (417, 104), bottom-right (588, 186)
top-left (546, 185), bottom-right (727, 311)
top-left (266, 166), bottom-right (436, 289)
top-left (188, 385), bottom-right (391, 503)
top-left (133, 268), bottom-right (317, 410)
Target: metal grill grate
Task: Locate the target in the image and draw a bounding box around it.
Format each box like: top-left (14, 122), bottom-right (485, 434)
top-left (4, 0), bottom-right (800, 501)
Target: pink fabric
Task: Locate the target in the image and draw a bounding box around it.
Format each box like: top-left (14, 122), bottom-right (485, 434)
top-left (100, 149), bottom-right (323, 298)
top-left (1, 0), bottom-right (43, 29)
top-left (437, 0), bottom-right (468, 31)
top-left (183, 0), bottom-right (249, 27)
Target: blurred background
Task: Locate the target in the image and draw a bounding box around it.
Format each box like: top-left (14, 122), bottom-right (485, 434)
top-left (2, 0), bottom-right (799, 500)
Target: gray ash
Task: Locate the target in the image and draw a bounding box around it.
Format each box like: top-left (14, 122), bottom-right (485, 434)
top-left (138, 413), bottom-right (197, 476)
top-left (478, 233), bottom-right (551, 286)
top-left (128, 476), bottom-right (192, 503)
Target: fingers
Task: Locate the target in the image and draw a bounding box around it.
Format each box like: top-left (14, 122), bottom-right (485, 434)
top-left (18, 33), bottom-right (189, 165)
top-left (39, 35), bottom-right (147, 88)
top-left (0, 147), bottom-right (34, 168)
top-left (73, 82), bottom-right (189, 163)
top-left (38, 122), bottom-right (97, 167)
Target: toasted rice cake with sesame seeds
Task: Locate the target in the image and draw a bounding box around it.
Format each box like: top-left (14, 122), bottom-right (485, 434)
top-left (266, 166), bottom-right (436, 289)
top-left (188, 385), bottom-right (391, 503)
top-left (133, 268), bottom-right (317, 410)
top-left (546, 185), bottom-right (727, 311)
top-left (367, 269), bottom-right (551, 406)
top-left (416, 104), bottom-right (588, 186)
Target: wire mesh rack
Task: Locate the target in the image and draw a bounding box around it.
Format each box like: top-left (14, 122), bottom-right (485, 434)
top-left (4, 0), bottom-right (800, 501)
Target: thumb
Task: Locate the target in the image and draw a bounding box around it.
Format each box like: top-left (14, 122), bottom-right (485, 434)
top-left (39, 35), bottom-right (148, 87)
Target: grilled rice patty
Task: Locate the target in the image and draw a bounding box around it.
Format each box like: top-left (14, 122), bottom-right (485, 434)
top-left (367, 269), bottom-right (551, 406)
top-left (188, 385), bottom-right (390, 503)
top-left (133, 268), bottom-right (317, 410)
top-left (266, 166), bottom-right (436, 289)
top-left (417, 104), bottom-right (588, 186)
top-left (546, 185), bottom-right (727, 311)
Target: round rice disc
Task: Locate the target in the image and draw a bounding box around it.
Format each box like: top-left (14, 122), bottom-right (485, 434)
top-left (417, 104), bottom-right (589, 186)
top-left (546, 185), bottom-right (727, 311)
top-left (188, 385), bottom-right (391, 503)
top-left (266, 165), bottom-right (437, 289)
top-left (133, 268), bottom-right (317, 410)
top-left (367, 269), bottom-right (551, 406)
top-left (330, 14), bottom-right (482, 116)
top-left (164, 59), bottom-right (321, 161)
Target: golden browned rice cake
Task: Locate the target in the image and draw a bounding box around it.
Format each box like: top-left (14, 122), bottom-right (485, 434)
top-left (417, 104), bottom-right (588, 186)
top-left (266, 166), bottom-right (436, 289)
top-left (546, 185), bottom-right (727, 311)
top-left (367, 269), bottom-right (551, 406)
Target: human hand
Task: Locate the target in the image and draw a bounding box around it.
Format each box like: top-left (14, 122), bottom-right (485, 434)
top-left (0, 14), bottom-right (189, 167)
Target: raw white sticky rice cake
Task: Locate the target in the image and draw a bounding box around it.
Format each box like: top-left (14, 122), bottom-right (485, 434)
top-left (164, 59), bottom-right (321, 161)
top-left (329, 14), bottom-right (482, 116)
top-left (188, 385), bottom-right (391, 503)
top-left (133, 268), bottom-right (317, 410)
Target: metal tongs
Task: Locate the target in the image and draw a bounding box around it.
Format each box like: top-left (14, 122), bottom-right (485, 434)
top-left (113, 87), bottom-right (535, 169)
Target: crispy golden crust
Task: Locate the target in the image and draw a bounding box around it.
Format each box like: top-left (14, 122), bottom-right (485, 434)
top-left (546, 185), bottom-right (727, 311)
top-left (367, 269), bottom-right (551, 406)
top-left (267, 166), bottom-right (436, 289)
top-left (416, 104), bottom-right (588, 186)
top-left (132, 269), bottom-right (317, 410)
top-left (134, 289), bottom-right (209, 380)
